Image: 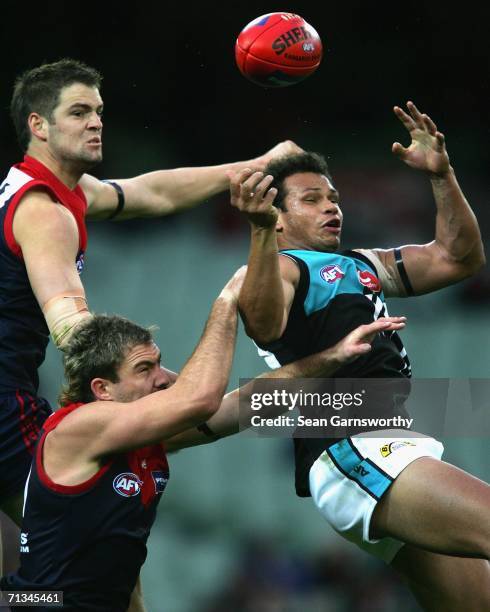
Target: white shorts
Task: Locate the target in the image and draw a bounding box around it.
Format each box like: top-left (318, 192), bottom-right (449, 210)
top-left (309, 431), bottom-right (444, 563)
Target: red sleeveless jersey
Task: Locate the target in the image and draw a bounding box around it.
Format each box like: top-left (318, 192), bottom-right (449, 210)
top-left (0, 156), bottom-right (88, 393)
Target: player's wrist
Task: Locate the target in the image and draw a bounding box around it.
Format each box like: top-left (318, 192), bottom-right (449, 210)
top-left (428, 165), bottom-right (453, 181)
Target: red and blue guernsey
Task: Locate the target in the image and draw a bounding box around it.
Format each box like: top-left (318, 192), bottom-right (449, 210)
top-left (0, 155), bottom-right (88, 394)
top-left (1, 403), bottom-right (170, 611)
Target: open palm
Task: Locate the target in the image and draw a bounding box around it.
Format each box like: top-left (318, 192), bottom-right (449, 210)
top-left (392, 101), bottom-right (450, 176)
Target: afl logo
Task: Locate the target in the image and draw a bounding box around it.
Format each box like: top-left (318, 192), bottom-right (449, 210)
top-left (303, 42), bottom-right (314, 52)
top-left (113, 473), bottom-right (142, 497)
top-left (320, 264), bottom-right (345, 284)
top-left (358, 270), bottom-right (381, 292)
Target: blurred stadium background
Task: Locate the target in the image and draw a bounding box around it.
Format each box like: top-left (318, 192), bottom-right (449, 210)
top-left (1, 2), bottom-right (488, 610)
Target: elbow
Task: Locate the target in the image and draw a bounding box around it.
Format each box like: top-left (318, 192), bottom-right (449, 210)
top-left (462, 245), bottom-right (486, 277)
top-left (241, 311), bottom-right (284, 344)
top-left (243, 321), bottom-right (282, 345)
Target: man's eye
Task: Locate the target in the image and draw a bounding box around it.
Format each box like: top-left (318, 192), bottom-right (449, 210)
top-left (72, 111), bottom-right (83, 117)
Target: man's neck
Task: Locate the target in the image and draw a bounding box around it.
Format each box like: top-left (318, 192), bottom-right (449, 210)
top-left (26, 146), bottom-right (83, 190)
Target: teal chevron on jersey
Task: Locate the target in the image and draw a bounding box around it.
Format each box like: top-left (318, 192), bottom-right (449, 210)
top-left (281, 249), bottom-right (386, 316)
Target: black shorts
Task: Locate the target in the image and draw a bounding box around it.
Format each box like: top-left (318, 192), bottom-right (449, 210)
top-left (0, 391), bottom-right (52, 502)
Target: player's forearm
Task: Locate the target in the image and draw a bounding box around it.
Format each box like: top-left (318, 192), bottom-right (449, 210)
top-left (239, 226), bottom-right (285, 342)
top-left (131, 159), bottom-right (264, 215)
top-left (431, 167), bottom-right (485, 271)
top-left (169, 345), bottom-right (344, 448)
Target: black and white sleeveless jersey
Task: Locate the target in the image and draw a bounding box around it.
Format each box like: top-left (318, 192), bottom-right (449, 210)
top-left (256, 249), bottom-right (411, 496)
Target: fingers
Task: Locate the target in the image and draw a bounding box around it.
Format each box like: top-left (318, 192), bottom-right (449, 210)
top-left (354, 316), bottom-right (407, 342)
top-left (220, 266), bottom-right (248, 302)
top-left (240, 172), bottom-right (274, 201)
top-left (435, 131), bottom-right (446, 152)
top-left (392, 142), bottom-right (407, 158)
top-left (422, 113), bottom-right (438, 135)
top-left (394, 101), bottom-right (439, 134)
top-left (393, 105), bottom-right (417, 132)
top-left (229, 167), bottom-right (254, 201)
top-left (230, 168), bottom-right (278, 213)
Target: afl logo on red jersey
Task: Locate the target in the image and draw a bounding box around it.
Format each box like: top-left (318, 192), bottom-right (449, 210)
top-left (320, 264), bottom-right (344, 284)
top-left (358, 270), bottom-right (381, 292)
top-left (113, 473), bottom-right (142, 497)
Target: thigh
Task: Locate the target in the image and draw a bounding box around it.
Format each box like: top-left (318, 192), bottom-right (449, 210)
top-left (392, 544), bottom-right (490, 612)
top-left (371, 457), bottom-right (490, 557)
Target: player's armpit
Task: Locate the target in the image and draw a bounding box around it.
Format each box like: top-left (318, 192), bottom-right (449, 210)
top-left (81, 174), bottom-right (125, 220)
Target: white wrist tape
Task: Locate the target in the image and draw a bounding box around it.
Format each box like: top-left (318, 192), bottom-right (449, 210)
top-left (42, 292), bottom-right (92, 349)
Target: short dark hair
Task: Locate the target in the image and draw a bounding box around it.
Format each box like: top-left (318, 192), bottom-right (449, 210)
top-left (264, 151), bottom-right (332, 211)
top-left (10, 58), bottom-right (103, 151)
top-left (59, 315), bottom-right (153, 406)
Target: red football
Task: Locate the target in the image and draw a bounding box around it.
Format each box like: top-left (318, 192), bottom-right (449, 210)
top-left (235, 12), bottom-right (323, 87)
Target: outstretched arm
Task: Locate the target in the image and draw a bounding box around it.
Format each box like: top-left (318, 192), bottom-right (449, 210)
top-left (362, 101), bottom-right (485, 297)
top-left (165, 316), bottom-right (406, 451)
top-left (82, 141), bottom-right (302, 220)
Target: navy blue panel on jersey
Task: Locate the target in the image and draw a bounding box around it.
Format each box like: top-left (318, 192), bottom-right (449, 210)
top-left (2, 404), bottom-right (170, 611)
top-left (0, 392), bottom-right (51, 501)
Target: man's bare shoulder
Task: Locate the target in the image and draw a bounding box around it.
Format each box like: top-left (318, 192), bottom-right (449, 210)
top-left (279, 252), bottom-right (301, 286)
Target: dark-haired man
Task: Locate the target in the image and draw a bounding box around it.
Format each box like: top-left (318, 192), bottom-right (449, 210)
top-left (0, 58), bottom-right (299, 533)
top-left (231, 102), bottom-right (489, 609)
top-left (0, 270), bottom-right (404, 611)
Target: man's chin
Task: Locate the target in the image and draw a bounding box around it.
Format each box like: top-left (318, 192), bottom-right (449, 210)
top-left (77, 152), bottom-right (103, 172)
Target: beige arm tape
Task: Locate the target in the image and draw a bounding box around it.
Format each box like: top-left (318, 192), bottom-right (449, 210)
top-left (42, 291), bottom-right (92, 349)
top-left (355, 249), bottom-right (402, 297)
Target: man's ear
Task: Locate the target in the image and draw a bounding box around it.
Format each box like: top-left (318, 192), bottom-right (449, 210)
top-left (91, 378), bottom-right (114, 401)
top-left (27, 112), bottom-right (49, 143)
top-left (276, 211), bottom-right (284, 233)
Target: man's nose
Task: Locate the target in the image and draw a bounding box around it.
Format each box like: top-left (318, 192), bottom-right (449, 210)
top-left (155, 367), bottom-right (171, 390)
top-left (87, 113), bottom-right (102, 130)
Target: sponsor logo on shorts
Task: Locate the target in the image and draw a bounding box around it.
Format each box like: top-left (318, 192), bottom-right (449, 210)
top-left (353, 464), bottom-right (370, 477)
top-left (320, 264), bottom-right (345, 284)
top-left (152, 470), bottom-right (169, 494)
top-left (358, 270), bottom-right (381, 292)
top-left (380, 441), bottom-right (416, 458)
top-left (113, 472), bottom-right (142, 497)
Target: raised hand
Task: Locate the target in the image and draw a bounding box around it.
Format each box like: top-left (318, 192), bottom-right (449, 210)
top-left (228, 168), bottom-right (279, 228)
top-left (392, 101), bottom-right (450, 176)
top-left (333, 317), bottom-right (407, 364)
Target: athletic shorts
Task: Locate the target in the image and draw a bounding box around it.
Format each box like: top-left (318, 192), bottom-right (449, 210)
top-left (309, 431), bottom-right (444, 563)
top-left (0, 391), bottom-right (52, 503)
